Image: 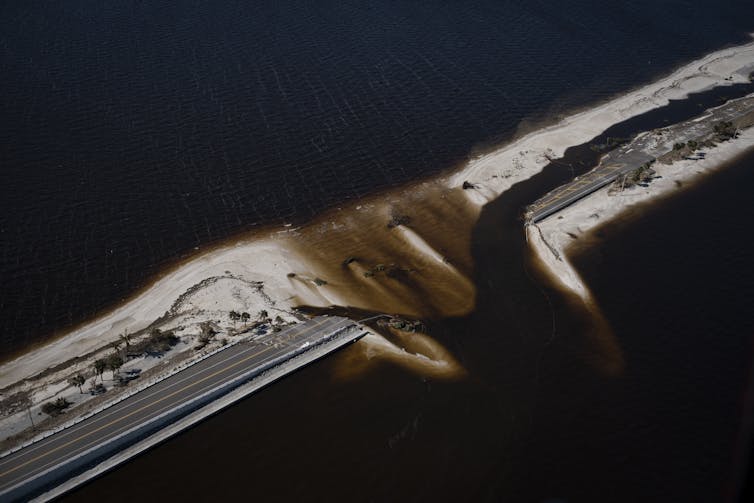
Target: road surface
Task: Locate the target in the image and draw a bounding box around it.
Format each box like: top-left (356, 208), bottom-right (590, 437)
top-left (0, 315), bottom-right (360, 501)
top-left (526, 95), bottom-right (754, 222)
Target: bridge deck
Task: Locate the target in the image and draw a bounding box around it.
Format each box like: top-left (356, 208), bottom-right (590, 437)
top-left (0, 316), bottom-right (359, 501)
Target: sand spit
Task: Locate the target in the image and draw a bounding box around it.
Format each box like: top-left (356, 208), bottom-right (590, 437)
top-left (332, 329), bottom-right (465, 381)
top-left (534, 126), bottom-right (754, 276)
top-left (449, 36), bottom-right (754, 194)
top-left (1, 37), bottom-right (754, 445)
top-left (525, 122), bottom-right (754, 376)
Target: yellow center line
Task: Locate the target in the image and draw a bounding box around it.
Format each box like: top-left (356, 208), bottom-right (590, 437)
top-left (0, 345), bottom-right (275, 480)
top-left (0, 341), bottom-right (267, 467)
top-left (4, 344), bottom-right (296, 488)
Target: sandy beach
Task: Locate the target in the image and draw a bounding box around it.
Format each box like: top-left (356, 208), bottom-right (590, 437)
top-left (2, 36), bottom-right (754, 447)
top-left (529, 126), bottom-right (754, 300)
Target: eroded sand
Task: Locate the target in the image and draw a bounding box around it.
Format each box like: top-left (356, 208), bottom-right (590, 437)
top-left (2, 36), bottom-right (754, 398)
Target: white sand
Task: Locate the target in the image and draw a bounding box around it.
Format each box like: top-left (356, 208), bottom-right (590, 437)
top-left (0, 238), bottom-right (306, 387)
top-left (448, 37), bottom-right (754, 195)
top-left (2, 36), bottom-right (754, 397)
top-left (534, 127), bottom-right (754, 272)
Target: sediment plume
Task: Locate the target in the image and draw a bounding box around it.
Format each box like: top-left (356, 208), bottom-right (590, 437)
top-left (284, 181), bottom-right (478, 320)
top-left (332, 328), bottom-right (465, 381)
top-left (526, 225), bottom-right (624, 375)
top-left (3, 36), bottom-right (754, 390)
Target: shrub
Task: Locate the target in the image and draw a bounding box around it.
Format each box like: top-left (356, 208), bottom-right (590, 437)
top-left (387, 214), bottom-right (411, 228)
top-left (41, 398), bottom-right (71, 417)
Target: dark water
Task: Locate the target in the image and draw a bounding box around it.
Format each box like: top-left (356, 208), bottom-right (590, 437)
top-left (2, 0), bottom-right (754, 355)
top-left (67, 147), bottom-right (754, 503)
top-left (67, 95), bottom-right (754, 503)
top-left (3, 1), bottom-right (754, 500)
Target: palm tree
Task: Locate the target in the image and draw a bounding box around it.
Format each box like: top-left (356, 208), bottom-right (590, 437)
top-left (240, 312), bottom-right (250, 324)
top-left (229, 310), bottom-right (240, 326)
top-left (68, 374), bottom-right (86, 393)
top-left (119, 331), bottom-right (131, 354)
top-left (106, 353), bottom-right (124, 379)
top-left (110, 340), bottom-right (122, 357)
top-left (17, 393), bottom-right (34, 430)
top-left (93, 359), bottom-right (107, 382)
top-left (258, 310), bottom-right (268, 321)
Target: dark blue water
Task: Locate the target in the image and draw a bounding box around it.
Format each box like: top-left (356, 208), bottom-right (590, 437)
top-left (67, 130), bottom-right (754, 503)
top-left (2, 0), bottom-right (754, 355)
top-left (2, 2), bottom-right (754, 500)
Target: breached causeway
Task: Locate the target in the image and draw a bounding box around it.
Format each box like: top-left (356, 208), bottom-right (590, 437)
top-left (1, 37), bottom-right (754, 492)
top-left (525, 94), bottom-right (754, 223)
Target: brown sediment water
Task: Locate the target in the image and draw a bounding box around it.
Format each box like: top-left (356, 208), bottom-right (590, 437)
top-left (70, 140), bottom-right (754, 503)
top-left (286, 82), bottom-right (754, 380)
top-left (285, 181), bottom-right (479, 320)
top-left (525, 235), bottom-right (624, 376)
top-left (66, 84), bottom-right (754, 503)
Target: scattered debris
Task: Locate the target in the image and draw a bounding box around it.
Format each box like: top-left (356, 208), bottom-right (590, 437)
top-left (713, 120), bottom-right (737, 141)
top-left (387, 214), bottom-right (411, 228)
top-left (377, 316), bottom-right (426, 333)
top-left (363, 263), bottom-right (413, 279)
top-left (611, 161), bottom-right (656, 192)
top-left (589, 136), bottom-right (631, 153)
top-left (342, 256), bottom-right (359, 267)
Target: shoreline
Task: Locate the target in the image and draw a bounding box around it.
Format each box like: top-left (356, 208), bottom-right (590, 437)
top-left (4, 36), bottom-right (754, 373)
top-left (530, 127), bottom-right (754, 293)
top-left (1, 36), bottom-right (754, 449)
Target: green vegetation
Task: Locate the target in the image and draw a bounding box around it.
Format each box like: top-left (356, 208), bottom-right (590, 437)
top-left (106, 353), bottom-right (124, 377)
top-left (613, 161), bottom-right (656, 191)
top-left (629, 162), bottom-right (655, 183)
top-left (713, 120), bottom-right (736, 141)
top-left (93, 359), bottom-right (107, 382)
top-left (313, 277), bottom-right (328, 286)
top-left (68, 375), bottom-right (86, 393)
top-left (119, 332), bottom-right (131, 353)
top-left (41, 398), bottom-right (71, 417)
top-left (673, 142), bottom-right (686, 150)
top-left (195, 322), bottom-right (217, 349)
top-left (143, 328), bottom-right (180, 354)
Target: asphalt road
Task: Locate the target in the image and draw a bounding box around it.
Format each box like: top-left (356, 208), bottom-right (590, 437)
top-left (526, 161), bottom-right (643, 222)
top-left (527, 95), bottom-right (754, 223)
top-left (0, 315), bottom-right (355, 500)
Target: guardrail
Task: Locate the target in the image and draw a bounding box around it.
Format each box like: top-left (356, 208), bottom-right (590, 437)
top-left (1, 322), bottom-right (366, 501)
top-left (1, 330), bottom-right (254, 460)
